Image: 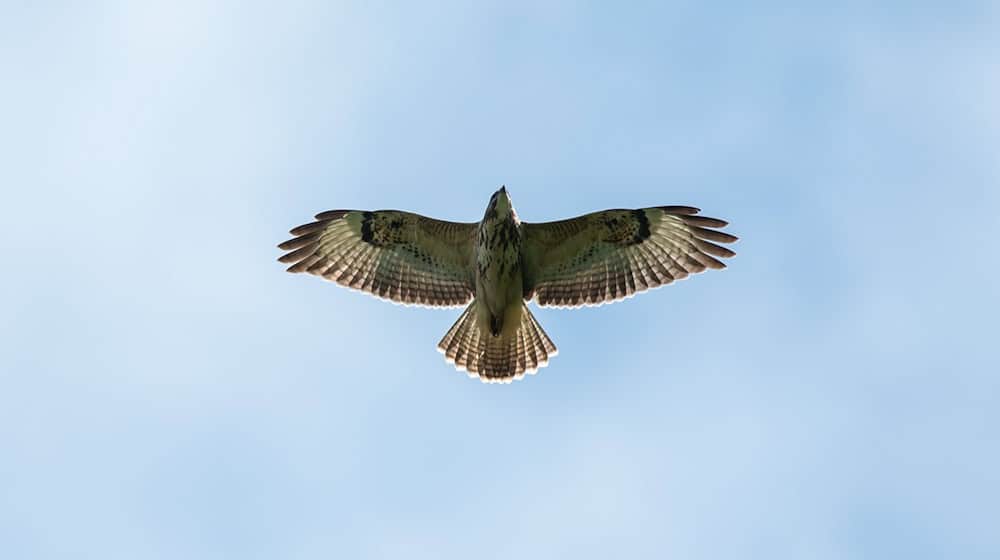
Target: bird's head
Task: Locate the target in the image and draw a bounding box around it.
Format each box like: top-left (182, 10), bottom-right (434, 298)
top-left (485, 186), bottom-right (518, 223)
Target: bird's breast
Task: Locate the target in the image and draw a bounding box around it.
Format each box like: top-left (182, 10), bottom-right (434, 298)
top-left (475, 219), bottom-right (523, 313)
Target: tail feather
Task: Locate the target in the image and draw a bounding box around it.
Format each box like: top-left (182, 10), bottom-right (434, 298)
top-left (463, 311), bottom-right (484, 372)
top-left (526, 307), bottom-right (558, 356)
top-left (439, 304), bottom-right (472, 361)
top-left (515, 327), bottom-right (527, 373)
top-left (521, 326), bottom-right (537, 372)
top-left (437, 301), bottom-right (557, 383)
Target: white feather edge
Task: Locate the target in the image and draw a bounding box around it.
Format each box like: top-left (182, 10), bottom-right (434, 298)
top-left (435, 344), bottom-right (558, 384)
top-left (313, 273), bottom-right (473, 309)
top-left (530, 266), bottom-right (713, 309)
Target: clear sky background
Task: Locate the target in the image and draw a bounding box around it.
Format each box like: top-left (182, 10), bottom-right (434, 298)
top-left (2, 2), bottom-right (998, 559)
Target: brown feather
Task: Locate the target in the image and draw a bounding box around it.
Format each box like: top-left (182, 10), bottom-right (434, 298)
top-left (691, 226), bottom-right (739, 244)
top-left (681, 215), bottom-right (729, 228)
top-left (694, 239), bottom-right (737, 258)
top-left (277, 232), bottom-right (320, 251)
top-left (277, 242), bottom-right (320, 264)
top-left (658, 205), bottom-right (701, 215)
top-left (289, 220), bottom-right (332, 236)
top-left (314, 209), bottom-right (350, 221)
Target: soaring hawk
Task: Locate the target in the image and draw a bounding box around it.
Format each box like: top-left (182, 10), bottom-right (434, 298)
top-left (278, 187), bottom-right (737, 383)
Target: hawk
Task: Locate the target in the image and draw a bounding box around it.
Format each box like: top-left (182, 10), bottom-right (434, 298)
top-left (278, 187), bottom-right (737, 383)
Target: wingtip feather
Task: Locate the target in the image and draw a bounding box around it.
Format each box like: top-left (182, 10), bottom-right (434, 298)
top-left (659, 205), bottom-right (701, 215)
top-left (289, 221), bottom-right (331, 236)
top-left (315, 209), bottom-right (350, 220)
top-left (681, 215), bottom-right (730, 228)
top-left (691, 226), bottom-right (739, 244)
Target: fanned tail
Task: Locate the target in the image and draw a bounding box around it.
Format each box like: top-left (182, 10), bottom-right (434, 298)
top-left (437, 301), bottom-right (557, 383)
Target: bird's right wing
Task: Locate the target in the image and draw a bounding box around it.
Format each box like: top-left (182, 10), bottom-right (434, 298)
top-left (278, 210), bottom-right (477, 307)
top-left (521, 206), bottom-right (737, 307)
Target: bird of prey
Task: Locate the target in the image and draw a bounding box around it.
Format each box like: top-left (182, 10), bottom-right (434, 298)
top-left (278, 187), bottom-right (736, 383)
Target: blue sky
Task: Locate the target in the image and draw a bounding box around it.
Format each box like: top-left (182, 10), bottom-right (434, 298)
top-left (2, 1), bottom-right (998, 558)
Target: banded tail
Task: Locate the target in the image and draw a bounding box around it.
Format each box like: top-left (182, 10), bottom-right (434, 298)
top-left (437, 301), bottom-right (558, 383)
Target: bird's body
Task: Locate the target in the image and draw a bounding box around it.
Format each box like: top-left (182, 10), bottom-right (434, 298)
top-left (475, 187), bottom-right (523, 337)
top-left (278, 187), bottom-right (736, 383)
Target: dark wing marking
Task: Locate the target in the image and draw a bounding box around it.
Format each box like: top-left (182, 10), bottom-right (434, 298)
top-left (521, 206), bottom-right (737, 307)
top-left (278, 210), bottom-right (477, 307)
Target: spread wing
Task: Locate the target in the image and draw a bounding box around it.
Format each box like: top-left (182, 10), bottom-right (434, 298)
top-left (521, 206), bottom-right (737, 307)
top-left (278, 210), bottom-right (477, 307)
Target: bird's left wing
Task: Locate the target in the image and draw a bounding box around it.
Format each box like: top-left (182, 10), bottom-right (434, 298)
top-left (278, 210), bottom-right (477, 307)
top-left (521, 206), bottom-right (737, 307)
